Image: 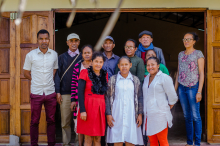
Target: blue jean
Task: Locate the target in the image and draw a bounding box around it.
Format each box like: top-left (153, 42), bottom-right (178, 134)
top-left (178, 82), bottom-right (202, 146)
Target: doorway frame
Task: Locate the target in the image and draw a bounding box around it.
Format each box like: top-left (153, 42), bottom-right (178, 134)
top-left (53, 7), bottom-right (208, 139)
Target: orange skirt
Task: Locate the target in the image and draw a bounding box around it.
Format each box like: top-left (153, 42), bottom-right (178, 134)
top-left (77, 95), bottom-right (106, 136)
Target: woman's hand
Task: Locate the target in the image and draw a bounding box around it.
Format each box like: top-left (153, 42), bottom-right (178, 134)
top-left (107, 115), bottom-right (115, 128)
top-left (70, 102), bottom-right (76, 111)
top-left (196, 93), bottom-right (202, 103)
top-left (136, 114), bottom-right (142, 127)
top-left (80, 112), bottom-right (87, 121)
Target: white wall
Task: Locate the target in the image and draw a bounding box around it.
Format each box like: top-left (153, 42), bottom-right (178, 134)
top-left (2, 0), bottom-right (220, 11)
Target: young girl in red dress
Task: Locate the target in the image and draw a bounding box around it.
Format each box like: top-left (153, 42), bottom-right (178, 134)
top-left (77, 52), bottom-right (108, 146)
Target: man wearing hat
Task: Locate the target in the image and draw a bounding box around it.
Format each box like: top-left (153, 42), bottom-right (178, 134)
top-left (136, 30), bottom-right (166, 65)
top-left (55, 33), bottom-right (82, 146)
top-left (102, 36), bottom-right (120, 79)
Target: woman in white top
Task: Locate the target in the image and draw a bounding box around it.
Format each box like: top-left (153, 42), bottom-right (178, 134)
top-left (106, 56), bottom-right (144, 146)
top-left (143, 57), bottom-right (178, 146)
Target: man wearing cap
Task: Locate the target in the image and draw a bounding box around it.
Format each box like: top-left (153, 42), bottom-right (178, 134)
top-left (136, 30), bottom-right (166, 65)
top-left (55, 33), bottom-right (82, 146)
top-left (102, 36), bottom-right (120, 79)
top-left (101, 36), bottom-right (119, 146)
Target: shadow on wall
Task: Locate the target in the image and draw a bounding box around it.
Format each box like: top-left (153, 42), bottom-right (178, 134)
top-left (55, 13), bottom-right (204, 71)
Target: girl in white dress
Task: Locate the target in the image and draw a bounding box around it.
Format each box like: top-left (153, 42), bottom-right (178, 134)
top-left (106, 56), bottom-right (144, 146)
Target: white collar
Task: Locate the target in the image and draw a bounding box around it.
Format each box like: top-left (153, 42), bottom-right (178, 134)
top-left (37, 47), bottom-right (51, 54)
top-left (117, 71), bottom-right (133, 83)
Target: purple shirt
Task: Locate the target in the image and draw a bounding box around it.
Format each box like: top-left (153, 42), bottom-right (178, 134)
top-left (102, 52), bottom-right (120, 79)
top-left (68, 49), bottom-right (79, 57)
top-left (178, 50), bottom-right (204, 87)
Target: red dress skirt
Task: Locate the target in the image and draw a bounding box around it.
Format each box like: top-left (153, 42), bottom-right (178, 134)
top-left (77, 69), bottom-right (108, 136)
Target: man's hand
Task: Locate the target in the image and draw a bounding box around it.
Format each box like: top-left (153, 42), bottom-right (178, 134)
top-left (56, 93), bottom-right (62, 104)
top-left (80, 112), bottom-right (87, 121)
top-left (70, 102), bottom-right (77, 111)
top-left (136, 114), bottom-right (142, 127)
top-left (107, 115), bottom-right (115, 128)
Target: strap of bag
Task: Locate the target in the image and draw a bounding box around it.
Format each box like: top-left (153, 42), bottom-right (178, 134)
top-left (60, 53), bottom-right (80, 82)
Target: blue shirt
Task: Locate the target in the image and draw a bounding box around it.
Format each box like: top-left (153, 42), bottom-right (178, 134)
top-left (102, 52), bottom-right (120, 79)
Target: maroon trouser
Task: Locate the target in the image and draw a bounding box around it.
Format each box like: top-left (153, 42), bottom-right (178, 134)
top-left (30, 92), bottom-right (57, 146)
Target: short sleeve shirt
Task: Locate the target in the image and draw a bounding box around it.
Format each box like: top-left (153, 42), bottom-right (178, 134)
top-left (178, 50), bottom-right (204, 87)
top-left (23, 48), bottom-right (58, 95)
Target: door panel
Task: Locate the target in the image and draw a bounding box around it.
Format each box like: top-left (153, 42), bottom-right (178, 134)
top-left (0, 12), bottom-right (15, 143)
top-left (16, 11), bottom-right (54, 143)
top-left (207, 10), bottom-right (220, 143)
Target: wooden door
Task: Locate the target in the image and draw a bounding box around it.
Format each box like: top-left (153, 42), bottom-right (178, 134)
top-left (0, 12), bottom-right (16, 143)
top-left (16, 11), bottom-right (54, 143)
top-left (207, 10), bottom-right (220, 143)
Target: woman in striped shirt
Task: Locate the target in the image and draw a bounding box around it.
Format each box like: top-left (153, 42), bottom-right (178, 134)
top-left (71, 44), bottom-right (93, 146)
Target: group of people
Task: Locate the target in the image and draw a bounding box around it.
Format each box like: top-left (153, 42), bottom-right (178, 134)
top-left (23, 29), bottom-right (204, 146)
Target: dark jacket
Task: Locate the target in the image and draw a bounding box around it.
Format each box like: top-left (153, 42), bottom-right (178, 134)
top-left (54, 52), bottom-right (82, 95)
top-left (135, 46), bottom-right (166, 66)
top-left (105, 74), bottom-right (143, 121)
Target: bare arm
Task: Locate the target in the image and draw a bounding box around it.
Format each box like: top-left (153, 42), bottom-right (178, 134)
top-left (197, 58), bottom-right (205, 93)
top-left (24, 70), bottom-right (32, 80)
top-left (196, 58), bottom-right (205, 103)
top-left (174, 63), bottom-right (179, 91)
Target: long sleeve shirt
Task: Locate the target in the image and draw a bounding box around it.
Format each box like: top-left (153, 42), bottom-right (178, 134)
top-left (142, 71), bottom-right (178, 136)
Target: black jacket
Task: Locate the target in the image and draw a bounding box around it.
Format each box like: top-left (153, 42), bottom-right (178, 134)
top-left (54, 51), bottom-right (82, 95)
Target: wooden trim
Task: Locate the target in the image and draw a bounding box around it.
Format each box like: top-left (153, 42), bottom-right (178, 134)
top-left (48, 11), bottom-right (54, 50)
top-left (53, 8), bottom-right (207, 13)
top-left (20, 104), bottom-right (45, 110)
top-left (204, 10), bottom-right (207, 138)
top-left (20, 43), bottom-right (38, 48)
top-left (53, 10), bottom-right (55, 50)
top-left (0, 135), bottom-right (9, 143)
top-left (0, 105), bottom-right (11, 109)
top-left (9, 16), bottom-right (16, 136)
top-left (0, 44), bottom-right (10, 48)
top-left (20, 135), bottom-right (47, 143)
top-left (0, 74), bottom-right (10, 78)
top-left (212, 73), bottom-right (220, 78)
top-left (207, 10), bottom-right (214, 143)
top-left (208, 135), bottom-right (220, 143)
top-left (20, 104), bottom-right (30, 109)
top-left (15, 22), bottom-right (21, 136)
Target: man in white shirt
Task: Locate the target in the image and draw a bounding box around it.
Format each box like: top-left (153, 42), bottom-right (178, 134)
top-left (23, 29), bottom-right (58, 146)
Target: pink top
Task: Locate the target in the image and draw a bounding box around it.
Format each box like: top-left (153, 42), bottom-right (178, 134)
top-left (178, 50), bottom-right (204, 87)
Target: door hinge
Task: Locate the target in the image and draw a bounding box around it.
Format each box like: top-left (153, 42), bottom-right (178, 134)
top-left (10, 13), bottom-right (17, 21)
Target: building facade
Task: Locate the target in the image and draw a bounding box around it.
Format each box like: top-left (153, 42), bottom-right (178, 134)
top-left (0, 0), bottom-right (220, 144)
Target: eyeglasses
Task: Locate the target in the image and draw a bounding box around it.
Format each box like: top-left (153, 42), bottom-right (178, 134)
top-left (124, 46), bottom-right (135, 50)
top-left (182, 38), bottom-right (194, 42)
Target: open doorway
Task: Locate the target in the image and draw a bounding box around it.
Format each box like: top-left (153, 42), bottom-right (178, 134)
top-left (54, 10), bottom-right (206, 144)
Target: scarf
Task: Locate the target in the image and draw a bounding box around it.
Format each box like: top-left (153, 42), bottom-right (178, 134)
top-left (138, 43), bottom-right (154, 52)
top-left (87, 67), bottom-right (108, 95)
